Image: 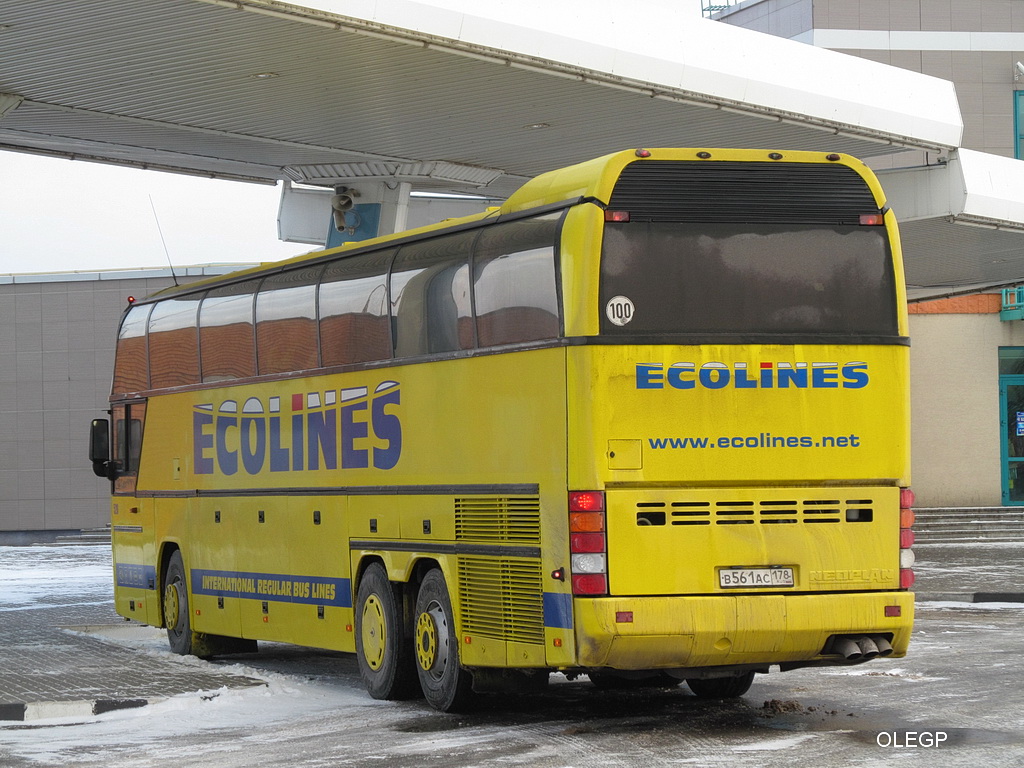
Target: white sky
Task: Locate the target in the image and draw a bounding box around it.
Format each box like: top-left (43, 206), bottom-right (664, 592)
top-left (0, 0), bottom-right (710, 277)
top-left (0, 153), bottom-right (304, 276)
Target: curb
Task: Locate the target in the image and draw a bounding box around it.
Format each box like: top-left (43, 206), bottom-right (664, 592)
top-left (0, 698), bottom-right (151, 723)
top-left (918, 592), bottom-right (1024, 603)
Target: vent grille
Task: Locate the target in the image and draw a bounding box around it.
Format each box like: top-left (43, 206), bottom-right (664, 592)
top-left (635, 498), bottom-right (876, 526)
top-left (608, 161), bottom-right (879, 225)
top-left (454, 497), bottom-right (541, 543)
top-left (457, 556), bottom-right (544, 644)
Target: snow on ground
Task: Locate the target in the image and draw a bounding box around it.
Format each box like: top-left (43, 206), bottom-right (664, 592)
top-left (3, 544), bottom-right (1024, 768)
top-left (0, 545), bottom-right (396, 764)
top-left (0, 545), bottom-right (112, 609)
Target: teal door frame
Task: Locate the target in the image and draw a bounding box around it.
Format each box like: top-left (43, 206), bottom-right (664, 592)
top-left (999, 375), bottom-right (1024, 505)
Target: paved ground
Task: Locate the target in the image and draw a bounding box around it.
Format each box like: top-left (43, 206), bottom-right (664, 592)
top-left (0, 545), bottom-right (264, 721)
top-left (0, 541), bottom-right (1020, 723)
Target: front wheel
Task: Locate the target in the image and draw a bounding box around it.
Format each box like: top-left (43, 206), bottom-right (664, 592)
top-left (163, 550), bottom-right (192, 655)
top-left (686, 672), bottom-right (755, 699)
top-left (413, 569), bottom-right (473, 712)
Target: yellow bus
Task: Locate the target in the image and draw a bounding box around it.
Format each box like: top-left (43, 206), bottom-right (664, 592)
top-left (91, 148), bottom-right (915, 712)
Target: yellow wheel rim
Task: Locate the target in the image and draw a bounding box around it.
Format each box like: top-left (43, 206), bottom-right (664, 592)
top-left (415, 610), bottom-right (438, 672)
top-left (163, 583), bottom-right (180, 629)
top-left (360, 595), bottom-right (387, 671)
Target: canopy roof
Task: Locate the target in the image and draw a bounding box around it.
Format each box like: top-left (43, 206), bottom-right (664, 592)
top-left (5, 0), bottom-right (1024, 291)
top-left (0, 0), bottom-right (961, 199)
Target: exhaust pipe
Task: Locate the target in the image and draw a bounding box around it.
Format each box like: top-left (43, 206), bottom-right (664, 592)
top-left (832, 637), bottom-right (862, 660)
top-left (854, 636), bottom-right (880, 660)
top-left (873, 635), bottom-right (893, 657)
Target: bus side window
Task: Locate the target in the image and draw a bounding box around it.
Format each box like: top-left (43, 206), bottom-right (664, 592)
top-left (391, 232), bottom-right (475, 358)
top-left (199, 281), bottom-right (260, 382)
top-left (149, 296), bottom-right (201, 388)
top-left (473, 214), bottom-right (561, 347)
top-left (256, 266), bottom-right (320, 375)
top-left (319, 249), bottom-right (394, 366)
top-left (112, 303), bottom-right (152, 394)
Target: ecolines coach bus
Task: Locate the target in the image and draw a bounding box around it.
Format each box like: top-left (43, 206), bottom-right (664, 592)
top-left (91, 148), bottom-right (915, 711)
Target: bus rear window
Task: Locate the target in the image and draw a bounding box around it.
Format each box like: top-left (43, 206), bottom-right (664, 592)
top-left (599, 223), bottom-right (898, 336)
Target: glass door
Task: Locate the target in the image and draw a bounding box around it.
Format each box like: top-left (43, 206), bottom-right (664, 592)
top-left (1000, 378), bottom-right (1024, 505)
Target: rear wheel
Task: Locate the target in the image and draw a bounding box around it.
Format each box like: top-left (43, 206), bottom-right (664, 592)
top-left (163, 551), bottom-right (192, 655)
top-left (686, 672), bottom-right (755, 699)
top-left (355, 563), bottom-right (418, 700)
top-left (413, 568), bottom-right (473, 712)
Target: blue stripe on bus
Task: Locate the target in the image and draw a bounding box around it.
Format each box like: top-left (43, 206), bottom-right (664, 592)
top-left (116, 563), bottom-right (158, 591)
top-left (543, 592), bottom-right (573, 629)
top-left (190, 569), bottom-right (352, 608)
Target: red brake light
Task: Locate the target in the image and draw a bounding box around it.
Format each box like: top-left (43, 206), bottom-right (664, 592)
top-left (570, 532), bottom-right (605, 553)
top-left (571, 573), bottom-right (607, 595)
top-left (898, 487), bottom-right (915, 590)
top-left (860, 213), bottom-right (885, 226)
top-left (604, 210), bottom-right (630, 223)
top-left (569, 491), bottom-right (605, 512)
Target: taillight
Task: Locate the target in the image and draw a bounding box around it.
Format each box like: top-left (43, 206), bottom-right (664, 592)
top-left (899, 487), bottom-right (915, 590)
top-left (570, 491), bottom-right (607, 596)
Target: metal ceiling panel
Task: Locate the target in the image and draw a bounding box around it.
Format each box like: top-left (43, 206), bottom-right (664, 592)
top-left (0, 0), bottom-right (961, 198)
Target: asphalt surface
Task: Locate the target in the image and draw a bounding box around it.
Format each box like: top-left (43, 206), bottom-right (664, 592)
top-left (0, 540), bottom-right (1020, 723)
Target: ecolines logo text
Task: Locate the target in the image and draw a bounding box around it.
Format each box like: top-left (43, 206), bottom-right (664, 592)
top-left (193, 381), bottom-right (401, 476)
top-left (635, 362), bottom-right (869, 390)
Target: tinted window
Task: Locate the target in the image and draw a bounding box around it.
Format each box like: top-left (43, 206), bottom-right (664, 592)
top-left (199, 281), bottom-right (259, 381)
top-left (319, 250), bottom-right (393, 366)
top-left (391, 233), bottom-right (474, 357)
top-left (112, 304), bottom-right (151, 394)
top-left (256, 267), bottom-right (320, 374)
top-left (474, 214), bottom-right (561, 346)
top-left (148, 297), bottom-right (200, 388)
top-left (999, 347), bottom-right (1024, 376)
top-left (600, 223), bottom-right (897, 335)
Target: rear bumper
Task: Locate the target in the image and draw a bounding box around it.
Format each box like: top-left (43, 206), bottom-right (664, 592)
top-left (572, 591), bottom-right (914, 670)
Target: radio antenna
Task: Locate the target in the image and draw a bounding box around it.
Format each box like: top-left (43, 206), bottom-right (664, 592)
top-left (148, 195), bottom-right (179, 286)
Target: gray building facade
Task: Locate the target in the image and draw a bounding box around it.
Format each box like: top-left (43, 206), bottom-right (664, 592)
top-left (0, 268), bottom-right (244, 535)
top-left (716, 0), bottom-right (1024, 159)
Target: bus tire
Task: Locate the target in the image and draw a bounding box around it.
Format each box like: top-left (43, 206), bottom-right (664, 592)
top-left (355, 563), bottom-right (419, 700)
top-left (686, 672), bottom-right (755, 699)
top-left (413, 568), bottom-right (473, 712)
top-left (163, 550), bottom-right (192, 656)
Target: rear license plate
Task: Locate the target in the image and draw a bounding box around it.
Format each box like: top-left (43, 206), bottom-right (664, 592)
top-left (719, 566), bottom-right (794, 589)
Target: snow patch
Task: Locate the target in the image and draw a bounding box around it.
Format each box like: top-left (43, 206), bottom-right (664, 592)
top-left (732, 733), bottom-right (818, 751)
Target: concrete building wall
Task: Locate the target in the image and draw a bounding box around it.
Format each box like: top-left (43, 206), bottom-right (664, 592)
top-left (709, 0), bottom-right (812, 37)
top-left (0, 270), bottom-right (234, 533)
top-left (908, 306), bottom-right (1024, 506)
top-left (719, 0), bottom-right (1024, 158)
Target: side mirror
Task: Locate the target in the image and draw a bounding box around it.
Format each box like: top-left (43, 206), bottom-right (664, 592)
top-left (89, 419), bottom-right (112, 478)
